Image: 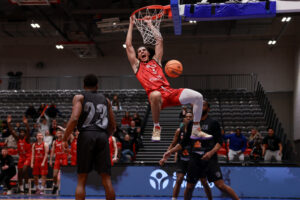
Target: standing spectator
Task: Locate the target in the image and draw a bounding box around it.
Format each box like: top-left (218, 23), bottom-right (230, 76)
top-left (25, 105), bottom-right (37, 119)
top-left (30, 124), bottom-right (38, 137)
top-left (1, 121), bottom-right (10, 138)
top-left (179, 106), bottom-right (188, 120)
top-left (111, 95), bottom-right (122, 111)
top-left (133, 112), bottom-right (142, 127)
top-left (121, 111), bottom-right (132, 128)
top-left (37, 104), bottom-right (47, 116)
top-left (37, 113), bottom-right (50, 137)
top-left (50, 120), bottom-right (58, 136)
top-left (262, 128), bottom-right (282, 161)
top-left (31, 132), bottom-right (49, 194)
top-left (44, 130), bottom-right (53, 148)
top-left (223, 128), bottom-right (247, 161)
top-left (0, 147), bottom-right (16, 195)
top-left (46, 103), bottom-right (62, 119)
top-left (248, 128), bottom-right (262, 149)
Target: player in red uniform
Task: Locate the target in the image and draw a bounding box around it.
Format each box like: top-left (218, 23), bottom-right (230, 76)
top-left (50, 130), bottom-right (68, 194)
top-left (126, 17), bottom-right (212, 141)
top-left (70, 129), bottom-right (79, 166)
top-left (6, 115), bottom-right (31, 193)
top-left (31, 132), bottom-right (49, 194)
top-left (109, 136), bottom-right (118, 165)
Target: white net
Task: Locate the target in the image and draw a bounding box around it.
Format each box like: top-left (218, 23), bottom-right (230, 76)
top-left (133, 7), bottom-right (164, 46)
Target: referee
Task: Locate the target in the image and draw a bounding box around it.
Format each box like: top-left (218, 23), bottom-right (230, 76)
top-left (160, 101), bottom-right (239, 200)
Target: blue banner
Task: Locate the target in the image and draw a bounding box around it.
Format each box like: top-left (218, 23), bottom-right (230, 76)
top-left (61, 166), bottom-right (300, 198)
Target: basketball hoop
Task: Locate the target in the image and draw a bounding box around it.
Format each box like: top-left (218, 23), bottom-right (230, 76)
top-left (131, 5), bottom-right (171, 45)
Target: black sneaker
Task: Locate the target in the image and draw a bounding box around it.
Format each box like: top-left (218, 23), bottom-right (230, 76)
top-left (52, 186), bottom-right (58, 194)
top-left (24, 187), bottom-right (29, 194)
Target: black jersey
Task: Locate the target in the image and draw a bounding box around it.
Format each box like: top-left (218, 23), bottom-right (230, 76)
top-left (77, 91), bottom-right (109, 132)
top-left (180, 116), bottom-right (222, 160)
top-left (177, 126), bottom-right (191, 161)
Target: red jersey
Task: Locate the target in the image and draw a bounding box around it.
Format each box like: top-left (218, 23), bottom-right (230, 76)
top-left (54, 140), bottom-right (66, 159)
top-left (17, 138), bottom-right (31, 158)
top-left (136, 59), bottom-right (170, 95)
top-left (71, 138), bottom-right (77, 156)
top-left (34, 142), bottom-right (46, 161)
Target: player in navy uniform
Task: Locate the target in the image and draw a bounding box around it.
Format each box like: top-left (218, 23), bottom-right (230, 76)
top-left (160, 101), bottom-right (239, 200)
top-left (168, 112), bottom-right (193, 200)
top-left (63, 74), bottom-right (116, 200)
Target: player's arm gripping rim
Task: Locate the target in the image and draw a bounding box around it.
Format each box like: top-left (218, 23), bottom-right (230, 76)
top-left (125, 16), bottom-right (139, 73)
top-left (145, 19), bottom-right (163, 64)
top-left (63, 94), bottom-right (84, 150)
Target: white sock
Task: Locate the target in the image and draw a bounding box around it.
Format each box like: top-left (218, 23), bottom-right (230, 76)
top-left (192, 124), bottom-right (200, 129)
top-left (172, 198), bottom-right (177, 200)
top-left (154, 123), bottom-right (160, 127)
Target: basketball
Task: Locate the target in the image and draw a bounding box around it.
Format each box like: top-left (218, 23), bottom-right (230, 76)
top-left (165, 60), bottom-right (183, 78)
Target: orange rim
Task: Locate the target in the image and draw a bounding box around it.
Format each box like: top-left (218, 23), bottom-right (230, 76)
top-left (131, 5), bottom-right (171, 21)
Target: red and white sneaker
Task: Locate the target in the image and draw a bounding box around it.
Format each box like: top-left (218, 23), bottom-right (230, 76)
top-left (190, 126), bottom-right (213, 140)
top-left (152, 126), bottom-right (161, 142)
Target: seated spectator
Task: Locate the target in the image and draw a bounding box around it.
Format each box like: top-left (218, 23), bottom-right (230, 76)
top-left (0, 147), bottom-right (16, 195)
top-left (50, 119), bottom-right (57, 136)
top-left (111, 95), bottom-right (122, 111)
top-left (250, 142), bottom-right (263, 161)
top-left (37, 113), bottom-right (50, 137)
top-left (46, 103), bottom-right (62, 119)
top-left (127, 120), bottom-right (143, 151)
top-left (25, 105), bottom-right (38, 119)
top-left (248, 128), bottom-right (262, 149)
top-left (121, 111), bottom-right (132, 128)
top-left (133, 112), bottom-right (142, 127)
top-left (1, 121), bottom-right (10, 138)
top-left (223, 128), bottom-right (247, 161)
top-left (262, 128), bottom-right (282, 161)
top-left (179, 106), bottom-right (187, 120)
top-left (119, 134), bottom-right (134, 163)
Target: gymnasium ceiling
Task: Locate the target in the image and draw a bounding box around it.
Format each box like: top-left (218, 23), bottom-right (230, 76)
top-left (0, 0), bottom-right (299, 49)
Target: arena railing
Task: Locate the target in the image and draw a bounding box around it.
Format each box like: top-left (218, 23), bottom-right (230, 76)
top-left (255, 81), bottom-right (294, 161)
top-left (0, 73), bottom-right (258, 91)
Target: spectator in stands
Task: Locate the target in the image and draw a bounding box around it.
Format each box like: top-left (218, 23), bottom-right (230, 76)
top-left (31, 132), bottom-right (49, 194)
top-left (250, 142), bottom-right (263, 161)
top-left (37, 113), bottom-right (50, 136)
top-left (30, 123), bottom-right (38, 137)
top-left (4, 133), bottom-right (17, 149)
top-left (0, 147), bottom-right (16, 195)
top-left (37, 104), bottom-right (46, 116)
top-left (223, 128), bottom-right (247, 161)
top-left (120, 134), bottom-right (134, 163)
top-left (248, 128), bottom-right (262, 149)
top-left (121, 111), bottom-right (132, 128)
top-left (1, 120), bottom-right (10, 138)
top-left (133, 112), bottom-right (142, 127)
top-left (127, 120), bottom-right (142, 151)
top-left (46, 103), bottom-right (62, 119)
top-left (44, 130), bottom-right (53, 148)
top-left (179, 106), bottom-right (188, 120)
top-left (25, 105), bottom-right (38, 119)
top-left (111, 95), bottom-right (122, 111)
top-left (50, 119), bottom-right (57, 136)
top-left (262, 128), bottom-right (282, 161)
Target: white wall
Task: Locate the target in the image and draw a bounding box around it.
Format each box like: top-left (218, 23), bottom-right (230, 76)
top-left (294, 47), bottom-right (300, 141)
top-left (0, 38), bottom-right (296, 92)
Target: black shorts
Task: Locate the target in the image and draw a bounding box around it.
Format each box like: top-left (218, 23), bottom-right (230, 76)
top-left (206, 159), bottom-right (223, 183)
top-left (176, 159), bottom-right (189, 175)
top-left (77, 131), bottom-right (111, 175)
top-left (186, 154), bottom-right (209, 184)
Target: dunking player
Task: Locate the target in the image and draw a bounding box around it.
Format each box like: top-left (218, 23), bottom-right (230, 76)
top-left (125, 16), bottom-right (212, 141)
top-left (31, 132), bottom-right (49, 194)
top-left (160, 101), bottom-right (239, 200)
top-left (7, 115), bottom-right (31, 193)
top-left (168, 112), bottom-right (193, 200)
top-left (50, 130), bottom-right (68, 194)
top-left (63, 74), bottom-right (116, 200)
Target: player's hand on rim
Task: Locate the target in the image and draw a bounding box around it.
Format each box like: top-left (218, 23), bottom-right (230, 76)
top-left (130, 15), bottom-right (135, 25)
